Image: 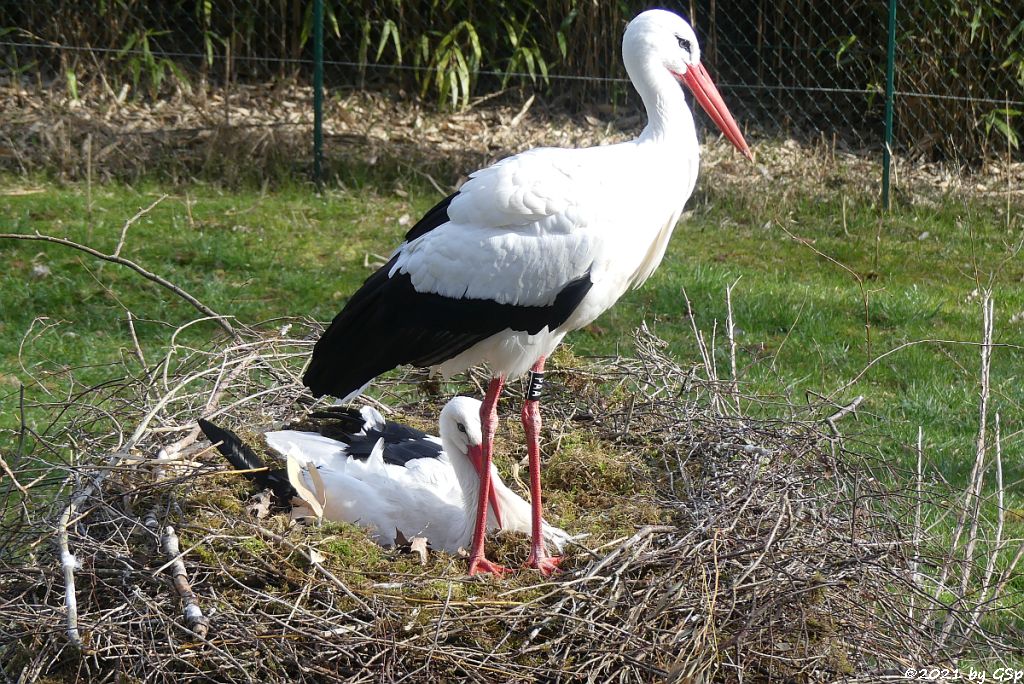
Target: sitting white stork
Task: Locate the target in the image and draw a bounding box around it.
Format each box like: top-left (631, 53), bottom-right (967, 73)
top-left (198, 397), bottom-right (572, 554)
top-left (302, 9), bottom-right (752, 575)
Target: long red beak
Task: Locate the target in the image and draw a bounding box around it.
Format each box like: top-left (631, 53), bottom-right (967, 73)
top-left (681, 63), bottom-right (753, 161)
top-left (466, 445), bottom-right (503, 528)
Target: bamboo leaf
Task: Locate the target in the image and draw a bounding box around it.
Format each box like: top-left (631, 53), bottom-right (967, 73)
top-left (299, 2), bottom-right (313, 49)
top-left (503, 19), bottom-right (518, 49)
top-left (983, 109), bottom-right (1020, 150)
top-left (462, 21), bottom-right (482, 68)
top-left (448, 70), bottom-right (458, 109)
top-left (376, 19), bottom-right (402, 64)
top-left (522, 47), bottom-right (536, 81)
top-left (358, 18), bottom-right (370, 68)
top-left (117, 33), bottom-right (139, 58)
top-left (326, 1), bottom-right (341, 39)
top-left (453, 46), bottom-right (471, 108)
top-left (835, 35), bottom-right (857, 68)
top-left (65, 69), bottom-right (78, 102)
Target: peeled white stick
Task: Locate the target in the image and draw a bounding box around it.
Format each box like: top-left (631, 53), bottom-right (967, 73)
top-left (58, 539), bottom-right (81, 645)
top-left (161, 525), bottom-right (210, 638)
top-left (57, 482), bottom-right (95, 647)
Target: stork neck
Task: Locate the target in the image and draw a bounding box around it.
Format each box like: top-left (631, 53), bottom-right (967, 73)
top-left (443, 437), bottom-right (482, 512)
top-left (633, 62), bottom-right (698, 149)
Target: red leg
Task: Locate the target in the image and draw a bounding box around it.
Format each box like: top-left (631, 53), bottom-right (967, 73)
top-left (467, 375), bottom-right (510, 576)
top-left (522, 356), bottom-right (562, 576)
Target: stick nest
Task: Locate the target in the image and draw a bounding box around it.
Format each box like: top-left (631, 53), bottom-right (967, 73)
top-left (0, 321), bottom-right (995, 682)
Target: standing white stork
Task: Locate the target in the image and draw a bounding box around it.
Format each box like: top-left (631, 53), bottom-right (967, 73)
top-left (303, 9), bottom-right (752, 576)
top-left (198, 397), bottom-right (572, 553)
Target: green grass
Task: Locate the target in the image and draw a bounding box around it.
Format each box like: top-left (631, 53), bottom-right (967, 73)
top-left (1, 174), bottom-right (1020, 492)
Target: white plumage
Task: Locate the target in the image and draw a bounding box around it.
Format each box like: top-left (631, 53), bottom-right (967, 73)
top-left (266, 397), bottom-right (571, 553)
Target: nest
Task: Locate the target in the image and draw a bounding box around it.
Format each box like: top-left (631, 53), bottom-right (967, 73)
top-left (0, 318), bottom-right (1007, 682)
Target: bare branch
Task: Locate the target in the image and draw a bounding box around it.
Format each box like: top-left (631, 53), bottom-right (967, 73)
top-left (113, 195), bottom-right (168, 258)
top-left (0, 231), bottom-right (241, 342)
top-left (160, 525), bottom-right (210, 639)
top-left (826, 395), bottom-right (865, 437)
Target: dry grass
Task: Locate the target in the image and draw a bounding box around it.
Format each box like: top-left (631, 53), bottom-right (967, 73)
top-left (1, 307), bottom-right (1017, 682)
top-left (3, 80), bottom-right (1022, 201)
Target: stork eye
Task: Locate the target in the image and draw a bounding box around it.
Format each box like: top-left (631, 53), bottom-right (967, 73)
top-left (457, 422), bottom-right (467, 433)
top-left (676, 35), bottom-right (692, 53)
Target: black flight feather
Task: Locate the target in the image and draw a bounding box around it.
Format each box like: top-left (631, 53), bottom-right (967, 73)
top-left (340, 428), bottom-right (442, 466)
top-left (302, 254), bottom-right (594, 399)
top-left (198, 418), bottom-right (297, 503)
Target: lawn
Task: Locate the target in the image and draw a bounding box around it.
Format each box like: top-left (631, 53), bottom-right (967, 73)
top-left (2, 171), bottom-right (1020, 495)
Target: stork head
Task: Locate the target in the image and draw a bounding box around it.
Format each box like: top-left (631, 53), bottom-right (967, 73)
top-left (439, 396), bottom-right (484, 463)
top-left (439, 395), bottom-right (504, 526)
top-left (624, 9), bottom-right (702, 76)
top-left (624, 9), bottom-right (752, 160)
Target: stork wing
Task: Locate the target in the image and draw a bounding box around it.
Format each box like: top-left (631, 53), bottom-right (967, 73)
top-left (303, 146), bottom-right (639, 400)
top-left (391, 147), bottom-right (613, 308)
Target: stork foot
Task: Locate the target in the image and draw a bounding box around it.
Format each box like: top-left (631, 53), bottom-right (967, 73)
top-left (467, 556), bottom-right (511, 577)
top-left (526, 552), bottom-right (563, 577)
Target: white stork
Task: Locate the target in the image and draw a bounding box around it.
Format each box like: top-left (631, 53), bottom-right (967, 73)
top-left (198, 397), bottom-right (572, 554)
top-left (302, 9), bottom-right (752, 575)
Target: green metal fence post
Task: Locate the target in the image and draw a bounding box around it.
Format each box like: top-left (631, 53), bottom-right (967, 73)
top-left (881, 0), bottom-right (896, 210)
top-left (312, 0), bottom-right (324, 190)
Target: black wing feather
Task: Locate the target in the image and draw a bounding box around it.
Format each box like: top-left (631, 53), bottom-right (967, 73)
top-left (307, 406), bottom-right (372, 434)
top-left (341, 430), bottom-right (443, 466)
top-left (303, 254), bottom-right (593, 399)
top-left (296, 409), bottom-right (442, 467)
top-left (198, 418), bottom-right (297, 503)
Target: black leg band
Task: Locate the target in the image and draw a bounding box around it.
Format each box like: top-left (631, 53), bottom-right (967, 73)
top-left (526, 371), bottom-right (545, 401)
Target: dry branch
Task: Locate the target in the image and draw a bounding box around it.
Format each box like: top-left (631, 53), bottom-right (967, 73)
top-left (826, 395), bottom-right (865, 436)
top-left (160, 525), bottom-right (210, 639)
top-left (0, 230), bottom-right (241, 341)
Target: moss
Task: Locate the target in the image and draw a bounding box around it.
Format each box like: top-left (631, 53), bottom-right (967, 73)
top-left (238, 536), bottom-right (270, 555)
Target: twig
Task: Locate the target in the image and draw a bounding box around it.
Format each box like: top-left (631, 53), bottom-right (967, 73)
top-left (56, 447), bottom-right (132, 647)
top-left (725, 277), bottom-right (741, 413)
top-left (578, 525), bottom-right (674, 580)
top-left (0, 451), bottom-right (28, 497)
top-left (970, 413), bottom-right (1003, 630)
top-left (825, 395), bottom-right (865, 437)
top-left (126, 311), bottom-right (148, 370)
top-left (779, 225), bottom-right (871, 354)
top-left (160, 525), bottom-right (210, 639)
top-left (158, 352), bottom-right (259, 464)
top-left (114, 195), bottom-right (167, 258)
top-left (509, 93), bottom-right (535, 128)
top-left (254, 526), bottom-right (373, 618)
top-left (0, 231), bottom-right (241, 342)
top-left (827, 336), bottom-right (1021, 401)
top-left (769, 296), bottom-right (806, 372)
top-left (938, 294), bottom-right (993, 645)
top-left (57, 491), bottom-right (84, 647)
top-left (910, 426), bottom-right (923, 623)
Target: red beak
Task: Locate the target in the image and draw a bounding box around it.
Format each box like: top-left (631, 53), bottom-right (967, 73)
top-left (681, 62), bottom-right (753, 161)
top-left (466, 445), bottom-right (503, 528)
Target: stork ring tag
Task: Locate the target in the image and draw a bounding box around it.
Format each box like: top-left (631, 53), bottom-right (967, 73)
top-left (526, 371), bottom-right (545, 401)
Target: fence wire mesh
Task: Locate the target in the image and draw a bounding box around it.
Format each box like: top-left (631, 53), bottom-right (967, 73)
top-left (2, 1), bottom-right (1022, 180)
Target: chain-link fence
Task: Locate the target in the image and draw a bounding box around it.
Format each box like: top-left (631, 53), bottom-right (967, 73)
top-left (2, 1), bottom-right (1022, 189)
